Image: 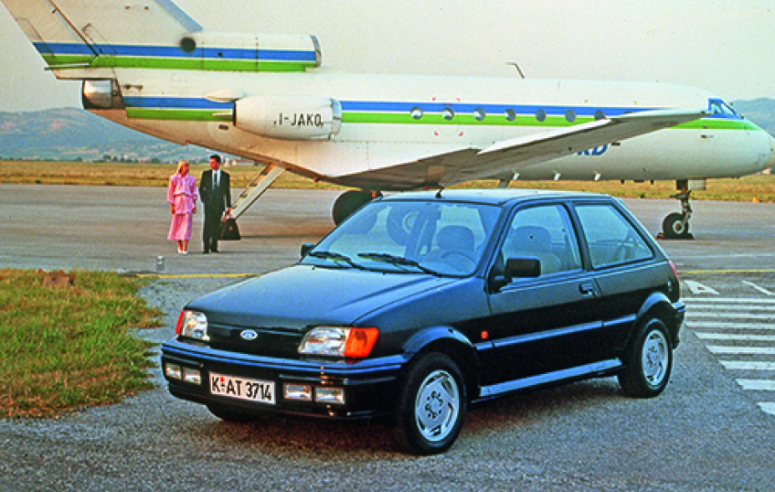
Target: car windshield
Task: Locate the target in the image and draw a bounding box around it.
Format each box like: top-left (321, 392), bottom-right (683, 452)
top-left (304, 199), bottom-right (501, 276)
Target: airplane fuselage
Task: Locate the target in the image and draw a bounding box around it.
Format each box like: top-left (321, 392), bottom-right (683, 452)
top-left (83, 69), bottom-right (774, 190)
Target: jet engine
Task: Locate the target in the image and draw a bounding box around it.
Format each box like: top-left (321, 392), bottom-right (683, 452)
top-left (234, 95), bottom-right (342, 140)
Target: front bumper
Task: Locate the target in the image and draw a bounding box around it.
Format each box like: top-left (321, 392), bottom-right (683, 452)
top-left (161, 338), bottom-right (407, 419)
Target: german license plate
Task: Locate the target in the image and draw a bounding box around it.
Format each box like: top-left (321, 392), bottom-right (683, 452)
top-left (209, 372), bottom-right (275, 405)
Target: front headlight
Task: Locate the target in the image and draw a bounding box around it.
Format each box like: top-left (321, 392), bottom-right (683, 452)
top-left (176, 310), bottom-right (210, 342)
top-left (298, 326), bottom-right (378, 358)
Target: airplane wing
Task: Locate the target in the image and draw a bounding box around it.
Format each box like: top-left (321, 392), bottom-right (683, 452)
top-left (338, 108), bottom-right (708, 190)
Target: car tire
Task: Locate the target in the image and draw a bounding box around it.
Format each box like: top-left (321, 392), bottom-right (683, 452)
top-left (618, 319), bottom-right (673, 398)
top-left (394, 352), bottom-right (467, 455)
top-left (206, 403), bottom-right (255, 423)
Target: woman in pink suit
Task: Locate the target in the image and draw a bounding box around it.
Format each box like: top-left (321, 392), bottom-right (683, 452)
top-left (167, 160), bottom-right (198, 255)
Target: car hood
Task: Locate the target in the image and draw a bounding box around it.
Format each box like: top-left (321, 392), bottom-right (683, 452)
top-left (187, 265), bottom-right (460, 330)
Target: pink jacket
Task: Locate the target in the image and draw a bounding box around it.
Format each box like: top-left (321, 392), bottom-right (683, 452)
top-left (167, 173), bottom-right (198, 215)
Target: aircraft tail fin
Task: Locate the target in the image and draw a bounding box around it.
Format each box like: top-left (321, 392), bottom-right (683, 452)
top-left (1, 0), bottom-right (202, 71)
top-left (2, 0), bottom-right (320, 76)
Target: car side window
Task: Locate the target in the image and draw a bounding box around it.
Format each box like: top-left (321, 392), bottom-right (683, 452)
top-left (499, 204), bottom-right (582, 275)
top-left (575, 204), bottom-right (654, 268)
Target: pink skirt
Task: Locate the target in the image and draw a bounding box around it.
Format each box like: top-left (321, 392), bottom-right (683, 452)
top-left (168, 213), bottom-right (193, 241)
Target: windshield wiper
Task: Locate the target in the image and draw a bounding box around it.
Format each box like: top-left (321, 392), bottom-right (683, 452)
top-left (308, 251), bottom-right (365, 270)
top-left (357, 252), bottom-right (442, 276)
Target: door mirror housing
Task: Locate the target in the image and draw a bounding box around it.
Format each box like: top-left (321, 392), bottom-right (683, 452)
top-left (490, 257), bottom-right (541, 291)
top-left (300, 242), bottom-right (315, 258)
top-left (505, 257), bottom-right (541, 279)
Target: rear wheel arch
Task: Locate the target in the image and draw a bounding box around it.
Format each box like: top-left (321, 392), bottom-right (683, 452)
top-left (635, 292), bottom-right (681, 346)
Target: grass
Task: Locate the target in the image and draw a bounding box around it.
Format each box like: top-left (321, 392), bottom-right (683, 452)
top-left (0, 269), bottom-right (162, 418)
top-left (1, 160), bottom-right (774, 201)
top-left (0, 160), bottom-right (343, 189)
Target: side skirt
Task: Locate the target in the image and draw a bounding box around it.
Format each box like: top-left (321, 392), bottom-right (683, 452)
top-left (474, 358), bottom-right (623, 403)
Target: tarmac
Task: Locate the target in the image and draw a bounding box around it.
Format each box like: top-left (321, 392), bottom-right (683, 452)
top-left (3, 183), bottom-right (775, 276)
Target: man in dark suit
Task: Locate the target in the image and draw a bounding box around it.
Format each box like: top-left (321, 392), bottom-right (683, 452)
top-left (199, 154), bottom-right (231, 253)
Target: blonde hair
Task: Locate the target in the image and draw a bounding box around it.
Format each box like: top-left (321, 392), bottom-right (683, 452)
top-left (176, 160), bottom-right (190, 174)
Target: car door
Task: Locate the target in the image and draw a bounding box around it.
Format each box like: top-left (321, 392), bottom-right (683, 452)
top-left (573, 201), bottom-right (664, 359)
top-left (482, 202), bottom-right (606, 386)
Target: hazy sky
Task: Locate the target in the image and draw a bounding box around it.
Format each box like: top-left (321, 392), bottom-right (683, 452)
top-left (1, 0), bottom-right (773, 112)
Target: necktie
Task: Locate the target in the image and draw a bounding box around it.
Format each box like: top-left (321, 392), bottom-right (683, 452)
top-left (213, 172), bottom-right (218, 190)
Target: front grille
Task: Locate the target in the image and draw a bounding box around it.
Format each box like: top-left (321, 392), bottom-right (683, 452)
top-left (208, 323), bottom-right (304, 358)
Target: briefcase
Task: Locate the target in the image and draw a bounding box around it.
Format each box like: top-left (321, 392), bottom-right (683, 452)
top-left (220, 217), bottom-right (241, 240)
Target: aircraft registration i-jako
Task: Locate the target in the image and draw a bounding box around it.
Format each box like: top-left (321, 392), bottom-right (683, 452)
top-left (2, 0), bottom-right (774, 237)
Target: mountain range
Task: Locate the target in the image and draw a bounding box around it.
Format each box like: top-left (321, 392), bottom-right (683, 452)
top-left (1, 99), bottom-right (774, 161)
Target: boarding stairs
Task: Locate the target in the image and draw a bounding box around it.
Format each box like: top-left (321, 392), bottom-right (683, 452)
top-left (231, 163), bottom-right (286, 219)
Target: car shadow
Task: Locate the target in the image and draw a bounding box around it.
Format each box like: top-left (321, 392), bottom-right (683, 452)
top-left (186, 378), bottom-right (624, 457)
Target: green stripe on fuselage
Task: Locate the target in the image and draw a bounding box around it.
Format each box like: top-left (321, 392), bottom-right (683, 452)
top-left (124, 108), bottom-right (762, 133)
top-left (46, 56), bottom-right (314, 72)
top-left (126, 108), bottom-right (225, 121)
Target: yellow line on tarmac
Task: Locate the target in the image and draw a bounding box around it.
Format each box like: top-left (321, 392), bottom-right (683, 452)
top-left (134, 273), bottom-right (261, 279)
top-left (136, 269), bottom-right (775, 279)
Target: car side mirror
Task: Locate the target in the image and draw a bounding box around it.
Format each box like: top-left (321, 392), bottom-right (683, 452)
top-left (505, 257), bottom-right (541, 279)
top-left (489, 257), bottom-right (541, 292)
top-left (300, 242), bottom-right (315, 258)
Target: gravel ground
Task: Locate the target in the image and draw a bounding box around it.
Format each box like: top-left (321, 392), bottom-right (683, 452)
top-left (2, 186), bottom-right (775, 490)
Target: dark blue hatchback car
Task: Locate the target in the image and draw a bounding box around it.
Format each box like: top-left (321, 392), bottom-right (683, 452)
top-left (161, 189), bottom-right (684, 454)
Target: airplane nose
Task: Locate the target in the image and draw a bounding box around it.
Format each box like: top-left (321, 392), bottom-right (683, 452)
top-left (768, 134), bottom-right (775, 170)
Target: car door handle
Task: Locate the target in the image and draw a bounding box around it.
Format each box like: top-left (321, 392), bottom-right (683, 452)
top-left (579, 282), bottom-right (598, 297)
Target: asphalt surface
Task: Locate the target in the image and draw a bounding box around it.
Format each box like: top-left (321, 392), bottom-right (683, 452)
top-left (1, 184), bottom-right (774, 491)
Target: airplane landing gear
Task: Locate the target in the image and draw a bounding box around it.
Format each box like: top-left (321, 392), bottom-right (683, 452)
top-left (660, 181), bottom-right (694, 240)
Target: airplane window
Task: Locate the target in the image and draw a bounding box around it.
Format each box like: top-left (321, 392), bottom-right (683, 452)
top-left (565, 110), bottom-right (576, 123)
top-left (411, 107), bottom-right (423, 120)
top-left (535, 109), bottom-right (547, 122)
top-left (443, 107), bottom-right (455, 120)
top-left (474, 108), bottom-right (486, 121)
top-left (594, 110), bottom-right (606, 120)
top-left (505, 109), bottom-right (517, 122)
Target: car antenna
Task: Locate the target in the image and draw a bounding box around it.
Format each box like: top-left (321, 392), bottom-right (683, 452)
top-left (435, 187), bottom-right (444, 199)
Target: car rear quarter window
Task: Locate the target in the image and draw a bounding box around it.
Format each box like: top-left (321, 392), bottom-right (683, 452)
top-left (575, 204), bottom-right (654, 268)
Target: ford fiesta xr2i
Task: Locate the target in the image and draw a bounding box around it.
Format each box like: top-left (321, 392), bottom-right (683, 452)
top-left (162, 189), bottom-right (684, 455)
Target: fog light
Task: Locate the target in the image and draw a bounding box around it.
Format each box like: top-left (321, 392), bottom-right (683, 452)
top-left (165, 363), bottom-right (182, 380)
top-left (182, 367), bottom-right (201, 385)
top-left (315, 387), bottom-right (345, 405)
top-left (284, 383), bottom-right (313, 401)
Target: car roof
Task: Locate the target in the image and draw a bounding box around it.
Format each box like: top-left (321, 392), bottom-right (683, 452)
top-left (380, 188), bottom-right (611, 206)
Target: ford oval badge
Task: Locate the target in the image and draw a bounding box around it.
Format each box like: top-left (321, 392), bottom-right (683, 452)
top-left (240, 330), bottom-right (258, 341)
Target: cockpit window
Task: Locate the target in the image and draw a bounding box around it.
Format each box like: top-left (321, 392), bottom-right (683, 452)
top-left (708, 99), bottom-right (741, 119)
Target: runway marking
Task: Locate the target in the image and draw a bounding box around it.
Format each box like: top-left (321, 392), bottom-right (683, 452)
top-left (758, 403), bottom-right (775, 415)
top-left (680, 269), bottom-right (775, 275)
top-left (683, 280), bottom-right (719, 295)
top-left (707, 346), bottom-right (775, 355)
top-left (696, 334), bottom-right (775, 342)
top-left (742, 281), bottom-right (775, 296)
top-left (685, 295), bottom-right (775, 417)
top-left (720, 361), bottom-right (775, 371)
top-left (686, 305), bottom-right (775, 312)
top-left (690, 312), bottom-right (775, 320)
top-left (736, 379), bottom-right (775, 391)
top-left (684, 297), bottom-right (775, 304)
top-left (688, 322), bottom-right (775, 330)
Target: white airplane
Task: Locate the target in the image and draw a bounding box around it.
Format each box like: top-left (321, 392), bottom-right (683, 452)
top-left (3, 0), bottom-right (774, 238)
